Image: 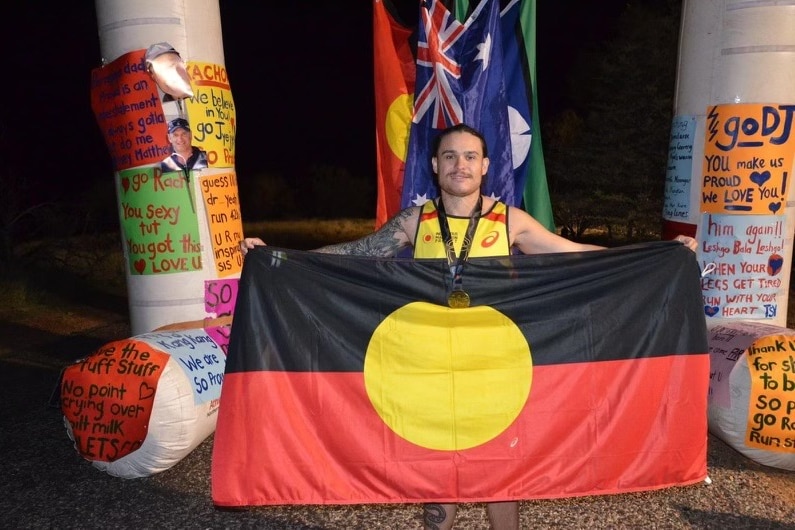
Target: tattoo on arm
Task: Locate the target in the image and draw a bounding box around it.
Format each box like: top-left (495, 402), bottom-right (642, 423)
top-left (313, 210), bottom-right (413, 257)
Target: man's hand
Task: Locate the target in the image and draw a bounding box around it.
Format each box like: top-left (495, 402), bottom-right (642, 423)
top-left (240, 237), bottom-right (266, 257)
top-left (674, 235), bottom-right (698, 252)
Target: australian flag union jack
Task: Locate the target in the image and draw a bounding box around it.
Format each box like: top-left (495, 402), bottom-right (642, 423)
top-left (401, 0), bottom-right (514, 209)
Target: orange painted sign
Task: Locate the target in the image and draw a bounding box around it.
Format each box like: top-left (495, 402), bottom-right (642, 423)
top-left (91, 50), bottom-right (169, 171)
top-left (745, 335), bottom-right (795, 452)
top-left (61, 339), bottom-right (169, 462)
top-left (701, 104), bottom-right (795, 215)
top-left (199, 172), bottom-right (243, 276)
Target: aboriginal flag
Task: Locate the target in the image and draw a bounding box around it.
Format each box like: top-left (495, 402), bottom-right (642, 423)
top-left (212, 242), bottom-right (709, 506)
top-left (373, 0), bottom-right (416, 228)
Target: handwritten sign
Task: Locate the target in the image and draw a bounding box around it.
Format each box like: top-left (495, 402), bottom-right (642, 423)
top-left (745, 335), bottom-right (795, 453)
top-left (185, 61), bottom-right (236, 168)
top-left (199, 172), bottom-right (243, 276)
top-left (137, 330), bottom-right (225, 404)
top-left (707, 322), bottom-right (793, 408)
top-left (61, 340), bottom-right (169, 462)
top-left (700, 104), bottom-right (794, 215)
top-left (117, 167), bottom-right (202, 275)
top-left (707, 325), bottom-right (750, 408)
top-left (699, 213), bottom-right (785, 320)
top-left (663, 115), bottom-right (696, 221)
top-left (205, 278), bottom-right (239, 318)
top-left (204, 278), bottom-right (239, 354)
top-left (91, 50), bottom-right (169, 171)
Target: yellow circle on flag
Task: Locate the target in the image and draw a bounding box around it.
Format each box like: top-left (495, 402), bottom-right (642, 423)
top-left (364, 302), bottom-right (532, 451)
top-left (385, 93), bottom-right (414, 161)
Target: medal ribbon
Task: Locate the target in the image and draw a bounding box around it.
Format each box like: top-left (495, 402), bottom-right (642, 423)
top-left (436, 196), bottom-right (482, 294)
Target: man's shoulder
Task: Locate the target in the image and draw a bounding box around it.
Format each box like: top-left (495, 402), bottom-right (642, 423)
top-left (161, 155), bottom-right (179, 170)
top-left (389, 205), bottom-right (422, 234)
top-left (399, 204), bottom-right (423, 215)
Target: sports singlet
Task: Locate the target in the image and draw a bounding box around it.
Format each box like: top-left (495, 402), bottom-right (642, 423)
top-left (413, 199), bottom-right (510, 258)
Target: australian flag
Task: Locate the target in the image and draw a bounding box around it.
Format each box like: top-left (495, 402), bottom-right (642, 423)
top-left (400, 0), bottom-right (514, 208)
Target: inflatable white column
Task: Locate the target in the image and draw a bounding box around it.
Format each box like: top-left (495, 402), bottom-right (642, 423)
top-left (664, 0), bottom-right (795, 327)
top-left (92, 0), bottom-right (243, 334)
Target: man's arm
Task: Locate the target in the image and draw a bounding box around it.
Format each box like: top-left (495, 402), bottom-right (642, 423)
top-left (240, 207), bottom-right (419, 258)
top-left (315, 207), bottom-right (417, 257)
top-left (509, 206), bottom-right (604, 255)
top-left (508, 206), bottom-right (698, 254)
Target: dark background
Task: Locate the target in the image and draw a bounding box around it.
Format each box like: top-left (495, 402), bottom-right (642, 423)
top-left (3, 0), bottom-right (643, 219)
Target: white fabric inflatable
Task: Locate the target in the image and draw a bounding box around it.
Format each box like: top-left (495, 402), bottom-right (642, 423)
top-left (707, 321), bottom-right (795, 471)
top-left (61, 323), bottom-right (227, 478)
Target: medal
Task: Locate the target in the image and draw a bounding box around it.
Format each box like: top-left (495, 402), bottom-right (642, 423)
top-left (448, 290), bottom-right (470, 309)
top-left (437, 196), bottom-right (482, 310)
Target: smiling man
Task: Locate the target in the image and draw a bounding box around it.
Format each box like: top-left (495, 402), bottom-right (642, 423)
top-left (243, 123), bottom-right (611, 261)
top-left (160, 118), bottom-right (208, 173)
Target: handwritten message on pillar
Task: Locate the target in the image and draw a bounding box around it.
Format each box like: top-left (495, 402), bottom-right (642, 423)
top-left (60, 339), bottom-right (168, 462)
top-left (118, 167), bottom-right (202, 275)
top-left (699, 213), bottom-right (785, 319)
top-left (707, 325), bottom-right (750, 407)
top-left (137, 330), bottom-right (225, 404)
top-left (663, 115), bottom-right (696, 221)
top-left (200, 172), bottom-right (243, 276)
top-left (707, 322), bottom-right (794, 408)
top-left (204, 278), bottom-right (239, 354)
top-left (185, 61), bottom-right (236, 168)
top-left (745, 335), bottom-right (795, 452)
top-left (700, 104), bottom-right (794, 215)
top-left (90, 50), bottom-right (169, 171)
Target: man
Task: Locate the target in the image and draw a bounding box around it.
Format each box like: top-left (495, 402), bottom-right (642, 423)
top-left (241, 123), bottom-right (697, 529)
top-left (161, 117), bottom-right (208, 173)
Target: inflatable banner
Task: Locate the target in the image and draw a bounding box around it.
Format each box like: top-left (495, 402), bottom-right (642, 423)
top-left (708, 321), bottom-right (795, 471)
top-left (92, 0), bottom-right (242, 335)
top-left (61, 319), bottom-right (229, 478)
top-left (663, 1), bottom-right (795, 327)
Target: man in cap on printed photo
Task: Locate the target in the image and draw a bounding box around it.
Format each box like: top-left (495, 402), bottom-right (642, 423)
top-left (161, 118), bottom-right (208, 173)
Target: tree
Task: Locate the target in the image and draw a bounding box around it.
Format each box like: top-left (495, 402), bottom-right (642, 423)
top-left (545, 0), bottom-right (682, 243)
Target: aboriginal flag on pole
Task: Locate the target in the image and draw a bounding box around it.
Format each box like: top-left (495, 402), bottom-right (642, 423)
top-left (212, 242), bottom-right (709, 506)
top-left (374, 0), bottom-right (416, 228)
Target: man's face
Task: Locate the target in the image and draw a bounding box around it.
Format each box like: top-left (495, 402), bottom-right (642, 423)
top-left (432, 131), bottom-right (489, 198)
top-left (168, 128), bottom-right (192, 150)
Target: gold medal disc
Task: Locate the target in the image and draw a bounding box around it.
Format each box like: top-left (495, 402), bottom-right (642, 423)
top-left (448, 290), bottom-right (470, 309)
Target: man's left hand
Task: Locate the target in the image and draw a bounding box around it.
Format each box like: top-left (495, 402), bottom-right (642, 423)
top-left (674, 235), bottom-right (698, 252)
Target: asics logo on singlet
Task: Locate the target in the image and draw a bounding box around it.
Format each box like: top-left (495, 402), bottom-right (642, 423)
top-left (481, 231), bottom-right (500, 247)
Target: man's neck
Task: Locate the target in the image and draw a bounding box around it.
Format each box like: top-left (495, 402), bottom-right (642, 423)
top-left (439, 193), bottom-right (483, 216)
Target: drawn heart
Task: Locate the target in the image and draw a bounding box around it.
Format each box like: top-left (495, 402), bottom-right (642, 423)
top-left (133, 259), bottom-right (146, 274)
top-left (750, 170), bottom-right (771, 187)
top-left (139, 382), bottom-right (156, 400)
top-left (121, 177), bottom-right (130, 193)
top-left (769, 202), bottom-right (781, 213)
top-left (768, 253), bottom-right (784, 276)
top-left (704, 305), bottom-right (720, 317)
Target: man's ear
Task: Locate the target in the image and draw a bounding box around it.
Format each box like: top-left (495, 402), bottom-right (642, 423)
top-left (431, 156), bottom-right (438, 174)
top-left (482, 157), bottom-right (489, 175)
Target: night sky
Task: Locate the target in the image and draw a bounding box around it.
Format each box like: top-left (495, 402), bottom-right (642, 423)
top-left (4, 1), bottom-right (631, 206)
